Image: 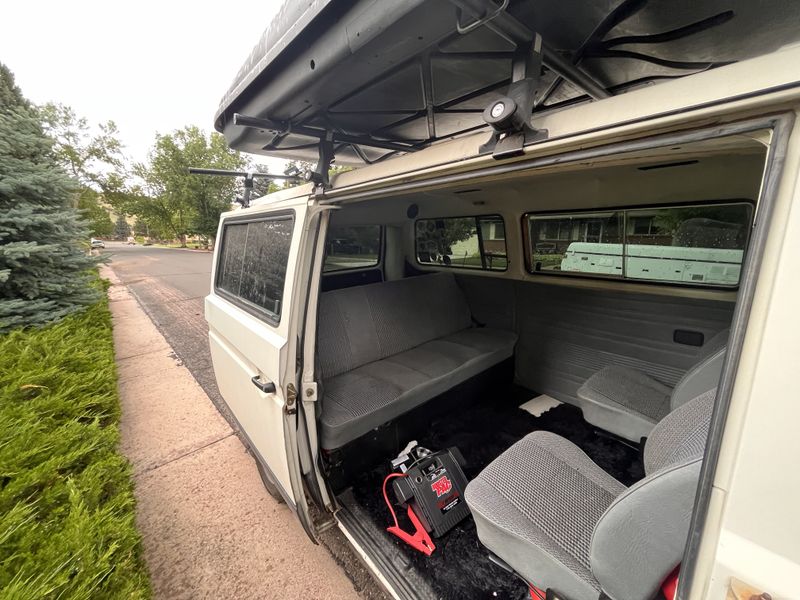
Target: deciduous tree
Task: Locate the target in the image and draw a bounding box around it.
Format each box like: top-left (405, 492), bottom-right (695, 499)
top-left (134, 127), bottom-right (246, 246)
top-left (40, 103), bottom-right (125, 238)
top-left (40, 103), bottom-right (125, 190)
top-left (78, 188), bottom-right (114, 237)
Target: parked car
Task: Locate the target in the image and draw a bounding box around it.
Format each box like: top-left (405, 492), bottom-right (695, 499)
top-left (204, 3), bottom-right (800, 600)
top-left (90, 238), bottom-right (105, 249)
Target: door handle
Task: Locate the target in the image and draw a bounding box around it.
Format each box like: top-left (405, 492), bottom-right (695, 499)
top-left (251, 375), bottom-right (276, 394)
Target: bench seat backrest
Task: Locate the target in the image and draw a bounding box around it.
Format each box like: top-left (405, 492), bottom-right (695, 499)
top-left (317, 273), bottom-right (472, 380)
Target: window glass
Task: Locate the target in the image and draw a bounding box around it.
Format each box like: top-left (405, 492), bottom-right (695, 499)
top-left (624, 204), bottom-right (752, 285)
top-left (323, 225), bottom-right (381, 272)
top-left (530, 212), bottom-right (623, 276)
top-left (416, 215), bottom-right (507, 271)
top-left (216, 215), bottom-right (294, 321)
top-left (527, 202), bottom-right (752, 287)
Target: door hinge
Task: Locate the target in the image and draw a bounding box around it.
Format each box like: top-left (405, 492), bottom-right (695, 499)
top-left (285, 383), bottom-right (298, 415)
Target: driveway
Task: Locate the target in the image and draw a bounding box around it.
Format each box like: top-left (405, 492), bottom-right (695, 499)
top-left (105, 242), bottom-right (387, 600)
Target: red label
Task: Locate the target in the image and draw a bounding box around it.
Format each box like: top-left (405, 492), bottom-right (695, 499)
top-left (431, 475), bottom-right (453, 498)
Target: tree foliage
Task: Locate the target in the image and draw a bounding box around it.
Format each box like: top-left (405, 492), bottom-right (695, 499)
top-left (123, 127), bottom-right (246, 244)
top-left (40, 103), bottom-right (125, 239)
top-left (0, 64), bottom-right (99, 332)
top-left (250, 163), bottom-right (282, 198)
top-left (40, 103), bottom-right (125, 189)
top-left (78, 188), bottom-right (114, 237)
top-left (113, 214), bottom-right (131, 240)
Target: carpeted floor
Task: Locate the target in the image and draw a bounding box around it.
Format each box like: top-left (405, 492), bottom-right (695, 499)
top-left (342, 387), bottom-right (644, 600)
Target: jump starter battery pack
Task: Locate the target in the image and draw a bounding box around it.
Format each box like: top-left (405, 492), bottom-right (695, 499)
top-left (391, 447), bottom-right (470, 538)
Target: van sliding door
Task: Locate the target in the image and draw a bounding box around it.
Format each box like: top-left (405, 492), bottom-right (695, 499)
top-left (205, 199), bottom-right (311, 531)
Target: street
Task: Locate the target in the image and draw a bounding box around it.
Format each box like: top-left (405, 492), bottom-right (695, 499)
top-left (105, 242), bottom-right (386, 600)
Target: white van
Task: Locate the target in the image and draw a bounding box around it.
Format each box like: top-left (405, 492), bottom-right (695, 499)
top-left (559, 241), bottom-right (744, 285)
top-left (205, 2), bottom-right (800, 599)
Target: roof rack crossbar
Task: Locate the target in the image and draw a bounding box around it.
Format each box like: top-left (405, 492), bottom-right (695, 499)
top-left (187, 168), bottom-right (303, 208)
top-left (447, 0), bottom-right (610, 101)
top-left (233, 113), bottom-right (416, 153)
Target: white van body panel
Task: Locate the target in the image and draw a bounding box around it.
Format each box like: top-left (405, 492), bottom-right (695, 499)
top-left (206, 302), bottom-right (293, 497)
top-left (206, 200), bottom-right (310, 504)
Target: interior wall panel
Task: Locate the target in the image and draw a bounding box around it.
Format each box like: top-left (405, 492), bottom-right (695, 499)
top-left (457, 275), bottom-right (735, 408)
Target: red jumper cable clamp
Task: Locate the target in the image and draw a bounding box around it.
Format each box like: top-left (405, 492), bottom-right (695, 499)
top-left (383, 472), bottom-right (436, 556)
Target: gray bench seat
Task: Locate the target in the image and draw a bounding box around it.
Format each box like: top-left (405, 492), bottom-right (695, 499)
top-left (317, 273), bottom-right (517, 448)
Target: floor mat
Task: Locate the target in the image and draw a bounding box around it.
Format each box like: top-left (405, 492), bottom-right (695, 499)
top-left (343, 388), bottom-right (644, 600)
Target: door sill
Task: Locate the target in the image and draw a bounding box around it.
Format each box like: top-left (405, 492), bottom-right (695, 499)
top-left (336, 490), bottom-right (438, 600)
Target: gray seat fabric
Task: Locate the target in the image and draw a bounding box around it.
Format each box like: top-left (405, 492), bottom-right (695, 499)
top-left (466, 388), bottom-right (716, 600)
top-left (577, 329), bottom-right (728, 441)
top-left (467, 431), bottom-right (626, 600)
top-left (317, 273), bottom-right (517, 448)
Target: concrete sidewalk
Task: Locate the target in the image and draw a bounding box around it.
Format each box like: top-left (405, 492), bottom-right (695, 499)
top-left (104, 267), bottom-right (361, 599)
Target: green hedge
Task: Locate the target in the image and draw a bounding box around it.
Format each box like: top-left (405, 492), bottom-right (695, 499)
top-left (0, 289), bottom-right (150, 599)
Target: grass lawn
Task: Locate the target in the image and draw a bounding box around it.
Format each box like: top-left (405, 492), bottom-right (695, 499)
top-left (0, 284), bottom-right (150, 599)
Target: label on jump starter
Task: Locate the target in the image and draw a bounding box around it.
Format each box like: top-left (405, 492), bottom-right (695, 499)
top-left (439, 493), bottom-right (461, 514)
top-left (431, 473), bottom-right (462, 515)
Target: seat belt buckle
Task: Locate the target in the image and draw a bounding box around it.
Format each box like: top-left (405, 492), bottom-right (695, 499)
top-left (386, 506), bottom-right (436, 556)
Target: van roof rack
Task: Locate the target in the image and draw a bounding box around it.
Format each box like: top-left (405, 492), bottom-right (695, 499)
top-left (187, 167), bottom-right (303, 208)
top-left (214, 0), bottom-right (798, 166)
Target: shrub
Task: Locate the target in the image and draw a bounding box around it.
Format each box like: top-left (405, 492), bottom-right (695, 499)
top-left (0, 291), bottom-right (150, 599)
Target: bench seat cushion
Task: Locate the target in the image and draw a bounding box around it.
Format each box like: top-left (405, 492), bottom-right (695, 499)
top-left (320, 327), bottom-right (517, 448)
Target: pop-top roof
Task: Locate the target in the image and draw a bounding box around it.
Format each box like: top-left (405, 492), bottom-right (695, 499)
top-left (215, 0), bottom-right (800, 166)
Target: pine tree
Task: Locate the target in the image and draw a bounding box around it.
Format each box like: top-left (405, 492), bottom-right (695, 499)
top-left (113, 213), bottom-right (131, 240)
top-left (0, 64), bottom-right (99, 332)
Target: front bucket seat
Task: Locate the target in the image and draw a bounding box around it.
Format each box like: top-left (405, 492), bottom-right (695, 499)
top-left (465, 388), bottom-right (716, 600)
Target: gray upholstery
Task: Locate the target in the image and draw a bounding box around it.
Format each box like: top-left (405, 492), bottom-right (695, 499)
top-left (317, 273), bottom-right (473, 379)
top-left (466, 389), bottom-right (716, 600)
top-left (578, 365), bottom-right (672, 441)
top-left (317, 273), bottom-right (517, 448)
top-left (577, 329), bottom-right (728, 441)
top-left (591, 388), bottom-right (715, 600)
top-left (669, 331), bottom-right (728, 410)
top-left (466, 432), bottom-right (626, 600)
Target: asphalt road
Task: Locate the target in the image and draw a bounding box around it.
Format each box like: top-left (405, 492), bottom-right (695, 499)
top-left (105, 242), bottom-right (386, 600)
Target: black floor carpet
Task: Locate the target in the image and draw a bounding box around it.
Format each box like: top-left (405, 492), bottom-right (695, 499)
top-left (342, 387), bottom-right (644, 600)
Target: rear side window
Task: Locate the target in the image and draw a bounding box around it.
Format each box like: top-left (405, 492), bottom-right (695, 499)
top-left (416, 215), bottom-right (507, 271)
top-left (527, 202), bottom-right (753, 287)
top-left (323, 225), bottom-right (381, 272)
top-left (216, 214), bottom-right (294, 323)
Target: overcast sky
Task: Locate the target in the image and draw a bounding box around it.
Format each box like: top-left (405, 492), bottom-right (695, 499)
top-left (0, 0), bottom-right (286, 169)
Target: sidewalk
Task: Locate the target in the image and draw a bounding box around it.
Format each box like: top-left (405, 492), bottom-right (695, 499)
top-left (103, 267), bottom-right (360, 599)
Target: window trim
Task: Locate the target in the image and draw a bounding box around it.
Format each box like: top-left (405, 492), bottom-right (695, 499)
top-left (322, 225), bottom-right (384, 274)
top-left (414, 213), bottom-right (509, 272)
top-left (523, 198), bottom-right (755, 290)
top-left (214, 209), bottom-right (296, 327)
